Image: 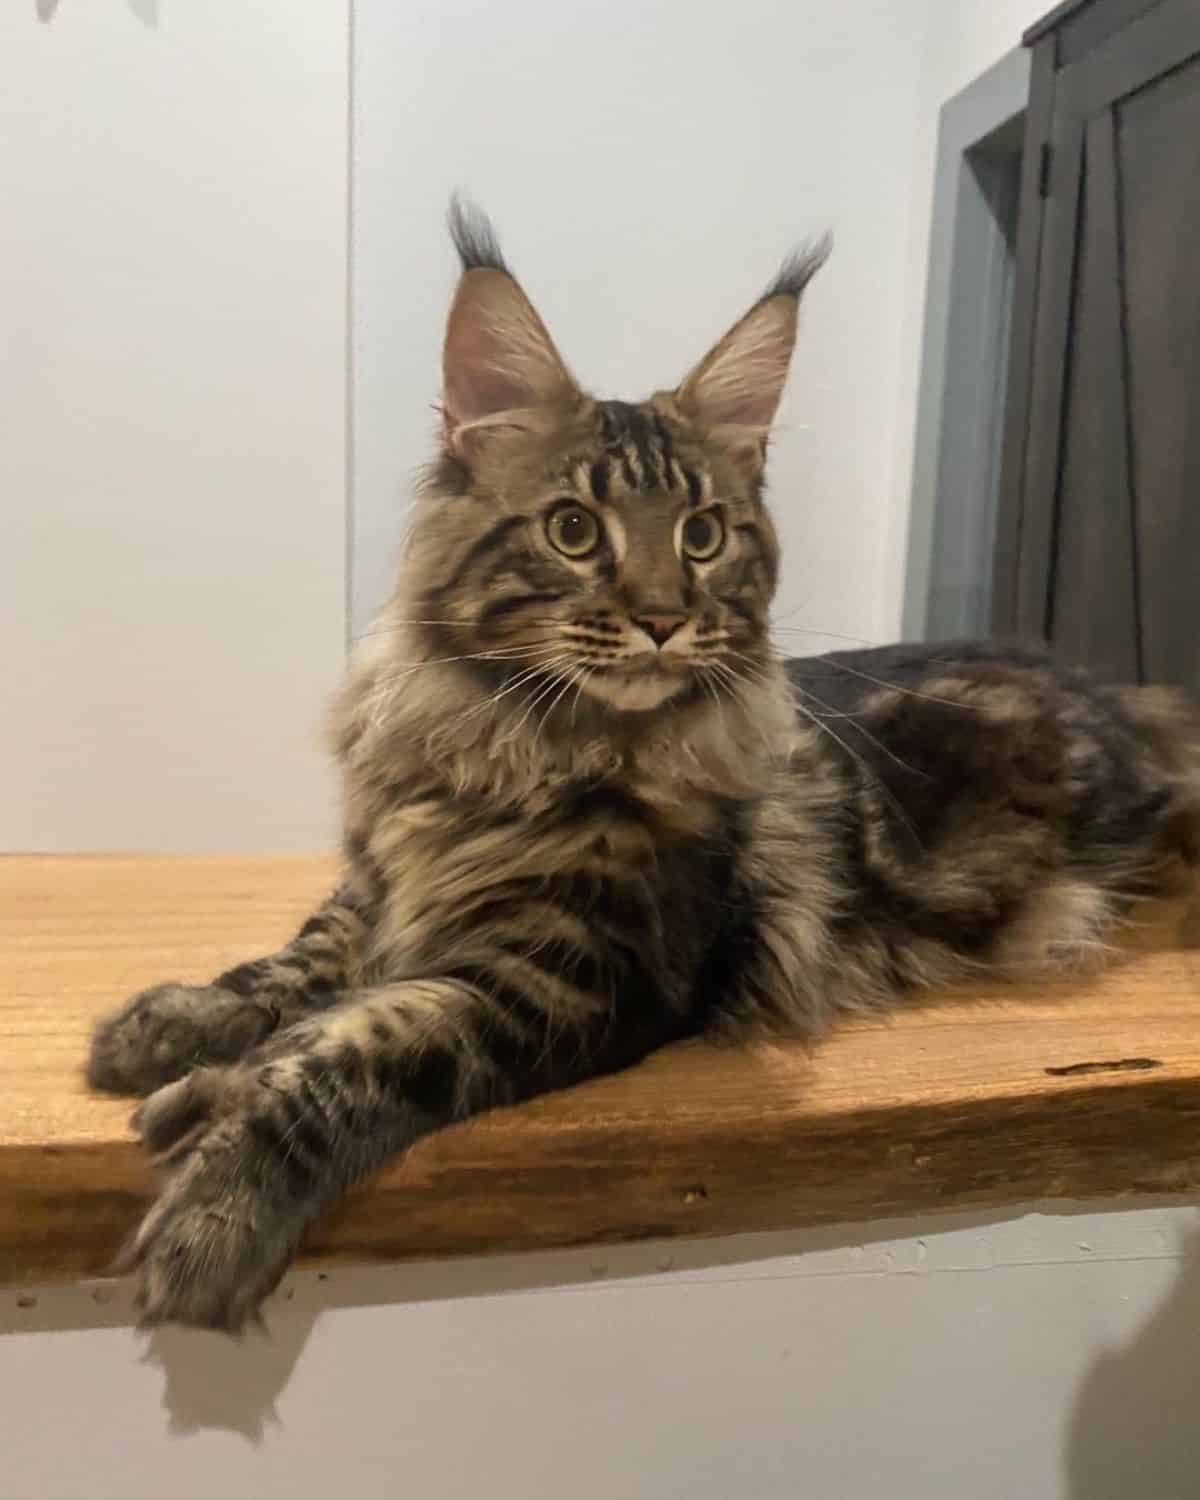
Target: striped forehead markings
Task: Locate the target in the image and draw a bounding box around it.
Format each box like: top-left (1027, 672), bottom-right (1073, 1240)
top-left (588, 402), bottom-right (705, 505)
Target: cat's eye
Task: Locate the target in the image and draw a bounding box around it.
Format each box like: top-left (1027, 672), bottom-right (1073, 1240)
top-left (545, 502), bottom-right (601, 559)
top-left (680, 508), bottom-right (725, 561)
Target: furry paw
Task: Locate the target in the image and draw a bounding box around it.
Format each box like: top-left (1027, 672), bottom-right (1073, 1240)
top-left (88, 982), bottom-right (276, 1096)
top-left (121, 1069), bottom-right (307, 1331)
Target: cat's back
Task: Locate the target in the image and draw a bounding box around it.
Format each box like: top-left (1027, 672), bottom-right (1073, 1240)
top-left (786, 638), bottom-right (1064, 718)
top-left (784, 639), bottom-right (1200, 878)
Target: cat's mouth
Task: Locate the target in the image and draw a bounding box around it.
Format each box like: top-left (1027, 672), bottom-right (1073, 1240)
top-left (573, 656), bottom-right (693, 712)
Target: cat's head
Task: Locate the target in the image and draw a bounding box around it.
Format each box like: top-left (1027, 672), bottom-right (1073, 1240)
top-left (401, 201), bottom-right (827, 716)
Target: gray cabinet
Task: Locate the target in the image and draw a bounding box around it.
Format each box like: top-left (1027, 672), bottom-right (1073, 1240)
top-left (994, 0), bottom-right (1200, 693)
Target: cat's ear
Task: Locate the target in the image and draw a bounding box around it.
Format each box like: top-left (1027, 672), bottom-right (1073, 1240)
top-left (441, 199), bottom-right (580, 456)
top-left (670, 239), bottom-right (830, 466)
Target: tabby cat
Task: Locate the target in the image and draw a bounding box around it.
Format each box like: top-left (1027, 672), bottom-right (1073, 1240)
top-left (89, 203), bottom-right (1200, 1330)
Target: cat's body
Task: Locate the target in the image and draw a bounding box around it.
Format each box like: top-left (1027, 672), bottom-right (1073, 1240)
top-left (89, 207), bottom-right (1200, 1329)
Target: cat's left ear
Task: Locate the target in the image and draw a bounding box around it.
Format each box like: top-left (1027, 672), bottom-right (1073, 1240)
top-left (441, 198), bottom-right (581, 458)
top-left (669, 239), bottom-right (830, 467)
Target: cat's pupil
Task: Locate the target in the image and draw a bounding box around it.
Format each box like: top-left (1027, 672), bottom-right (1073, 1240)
top-left (560, 511), bottom-right (587, 544)
top-left (683, 512), bottom-right (720, 557)
top-left (547, 502), bottom-right (600, 557)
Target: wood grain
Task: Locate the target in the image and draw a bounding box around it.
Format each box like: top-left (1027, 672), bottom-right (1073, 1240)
top-left (2, 854), bottom-right (1199, 1286)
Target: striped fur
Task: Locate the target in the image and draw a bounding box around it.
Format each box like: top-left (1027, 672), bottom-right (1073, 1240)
top-left (89, 209), bottom-right (1200, 1330)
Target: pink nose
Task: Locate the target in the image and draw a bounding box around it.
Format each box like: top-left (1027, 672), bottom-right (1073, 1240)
top-left (633, 612), bottom-right (687, 647)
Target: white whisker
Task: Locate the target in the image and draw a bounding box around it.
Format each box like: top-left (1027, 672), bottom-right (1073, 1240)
top-left (569, 667), bottom-right (594, 727)
top-left (814, 656), bottom-right (981, 710)
top-left (508, 662), bottom-right (580, 742)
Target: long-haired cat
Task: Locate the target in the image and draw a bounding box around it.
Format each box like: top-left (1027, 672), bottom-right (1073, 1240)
top-left (89, 202), bottom-right (1200, 1329)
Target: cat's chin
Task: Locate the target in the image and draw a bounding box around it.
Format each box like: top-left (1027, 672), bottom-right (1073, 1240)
top-left (577, 669), bottom-right (688, 713)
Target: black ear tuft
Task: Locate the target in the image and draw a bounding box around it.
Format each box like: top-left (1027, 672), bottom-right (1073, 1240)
top-left (447, 195), bottom-right (511, 275)
top-left (759, 234), bottom-right (833, 303)
top-left (670, 232), bottom-right (830, 455)
top-left (441, 198), bottom-right (579, 452)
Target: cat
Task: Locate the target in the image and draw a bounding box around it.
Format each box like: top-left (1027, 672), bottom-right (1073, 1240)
top-left (89, 201), bottom-right (1200, 1330)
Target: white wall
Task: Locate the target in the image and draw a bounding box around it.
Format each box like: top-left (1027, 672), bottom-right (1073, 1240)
top-left (925, 0), bottom-right (1053, 101)
top-left (7, 1207), bottom-right (1200, 1498)
top-left (0, 0), bottom-right (1045, 853)
top-left (351, 0), bottom-right (934, 647)
top-left (1, 1), bottom-right (347, 851)
top-left (9, 6), bottom-right (1199, 1499)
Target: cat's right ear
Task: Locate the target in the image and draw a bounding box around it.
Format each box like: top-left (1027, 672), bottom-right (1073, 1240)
top-left (668, 236), bottom-right (830, 472)
top-left (441, 199), bottom-right (580, 457)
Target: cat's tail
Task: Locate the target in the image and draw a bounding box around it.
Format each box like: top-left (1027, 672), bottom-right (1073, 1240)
top-left (1118, 684), bottom-right (1200, 876)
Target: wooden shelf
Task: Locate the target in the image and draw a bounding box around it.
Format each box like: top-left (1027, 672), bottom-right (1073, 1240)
top-left (3, 854), bottom-right (1199, 1287)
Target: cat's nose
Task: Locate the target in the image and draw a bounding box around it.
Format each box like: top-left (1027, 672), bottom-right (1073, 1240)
top-left (633, 612), bottom-right (687, 648)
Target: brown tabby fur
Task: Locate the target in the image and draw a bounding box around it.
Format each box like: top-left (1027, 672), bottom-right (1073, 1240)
top-left (89, 203), bottom-right (1200, 1330)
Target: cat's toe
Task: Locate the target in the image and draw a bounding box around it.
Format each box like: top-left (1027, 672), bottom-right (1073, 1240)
top-left (87, 982), bottom-right (273, 1096)
top-left (131, 1066), bottom-right (239, 1157)
top-left (121, 1143), bottom-right (299, 1332)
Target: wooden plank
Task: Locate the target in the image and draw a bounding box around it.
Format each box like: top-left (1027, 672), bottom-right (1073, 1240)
top-left (1028, 0), bottom-right (1173, 64)
top-left (1114, 49), bottom-right (1200, 695)
top-left (1046, 109), bottom-right (1142, 680)
top-left (1073, 0), bottom-right (1200, 116)
top-left (1086, 106), bottom-right (1143, 680)
top-left (1014, 79), bottom-right (1086, 640)
top-left (1, 855), bottom-right (1199, 1286)
top-left (991, 37), bottom-right (1059, 637)
top-left (1024, 0), bottom-right (1090, 46)
top-left (1020, 0), bottom-right (1086, 45)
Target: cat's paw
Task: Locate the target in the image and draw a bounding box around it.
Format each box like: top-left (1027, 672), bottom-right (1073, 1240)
top-left (120, 1070), bottom-right (305, 1331)
top-left (88, 982), bottom-right (275, 1096)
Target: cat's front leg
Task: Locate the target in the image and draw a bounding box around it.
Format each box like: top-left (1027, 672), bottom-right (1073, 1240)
top-left (120, 1065), bottom-right (312, 1329)
top-left (120, 981), bottom-right (512, 1330)
top-left (88, 887), bottom-right (370, 1095)
top-left (122, 967), bottom-right (683, 1329)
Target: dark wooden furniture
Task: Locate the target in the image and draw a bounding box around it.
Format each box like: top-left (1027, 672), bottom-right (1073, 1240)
top-left (994, 0), bottom-right (1200, 693)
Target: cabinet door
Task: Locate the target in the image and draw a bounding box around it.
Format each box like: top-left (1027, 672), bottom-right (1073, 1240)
top-left (996, 0), bottom-right (1200, 692)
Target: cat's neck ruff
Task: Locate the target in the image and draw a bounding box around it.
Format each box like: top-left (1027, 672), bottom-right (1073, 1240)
top-left (339, 616), bottom-right (794, 813)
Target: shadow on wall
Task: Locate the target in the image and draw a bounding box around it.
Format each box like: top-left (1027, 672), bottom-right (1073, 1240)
top-left (5, 1201), bottom-right (1200, 1447)
top-left (148, 1302), bottom-right (320, 1442)
top-left (1067, 1225), bottom-right (1200, 1498)
top-left (37, 0), bottom-right (158, 23)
